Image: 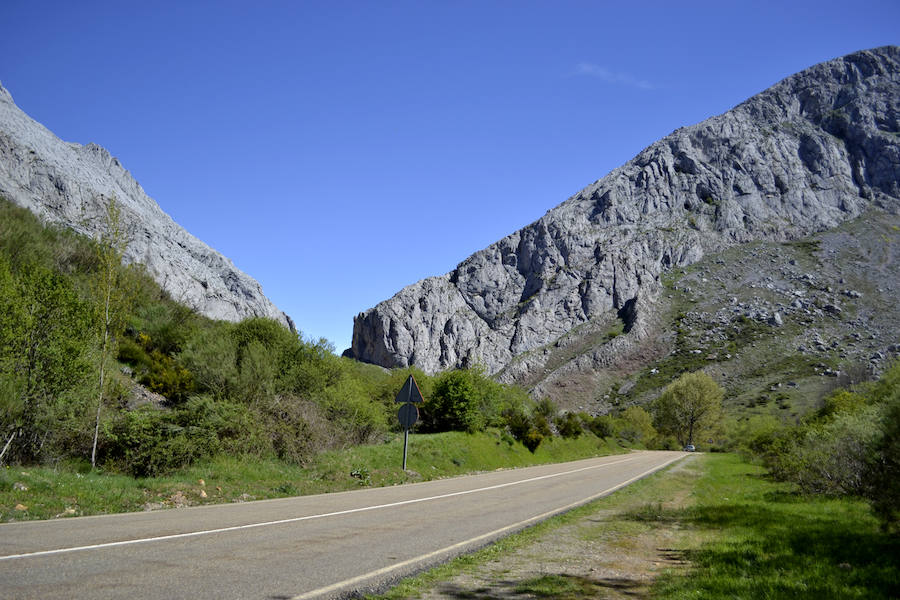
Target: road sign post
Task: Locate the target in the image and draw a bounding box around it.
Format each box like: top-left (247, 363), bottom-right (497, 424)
top-left (394, 375), bottom-right (424, 470)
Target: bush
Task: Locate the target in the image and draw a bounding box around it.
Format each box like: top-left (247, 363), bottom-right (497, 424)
top-left (618, 405), bottom-right (657, 446)
top-left (504, 408), bottom-right (532, 441)
top-left (753, 361), bottom-right (900, 531)
top-left (103, 406), bottom-right (218, 477)
top-left (556, 412), bottom-right (583, 439)
top-left (864, 396), bottom-right (900, 531)
top-left (317, 376), bottom-right (389, 445)
top-left (177, 324), bottom-right (238, 399)
top-left (585, 415), bottom-right (614, 439)
top-left (783, 405), bottom-right (884, 495)
top-left (423, 367), bottom-right (522, 434)
top-left (534, 397), bottom-right (558, 420)
top-left (522, 429), bottom-right (544, 453)
top-left (426, 370), bottom-right (486, 432)
top-left (720, 414), bottom-right (783, 456)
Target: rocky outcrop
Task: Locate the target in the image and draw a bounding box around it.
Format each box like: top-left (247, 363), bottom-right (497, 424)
top-left (348, 46), bottom-right (900, 376)
top-left (0, 83), bottom-right (293, 329)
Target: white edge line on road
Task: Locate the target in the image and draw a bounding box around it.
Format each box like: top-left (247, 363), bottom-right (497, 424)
top-left (288, 452), bottom-right (688, 600)
top-left (0, 454), bottom-right (651, 561)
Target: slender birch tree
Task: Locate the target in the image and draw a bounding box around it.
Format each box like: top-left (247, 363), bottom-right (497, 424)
top-left (91, 197), bottom-right (132, 468)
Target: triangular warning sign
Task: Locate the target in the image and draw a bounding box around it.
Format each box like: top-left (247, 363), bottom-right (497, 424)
top-left (394, 374), bottom-right (424, 403)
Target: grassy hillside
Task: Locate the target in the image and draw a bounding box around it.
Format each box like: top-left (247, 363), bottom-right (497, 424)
top-left (0, 197), bottom-right (628, 497)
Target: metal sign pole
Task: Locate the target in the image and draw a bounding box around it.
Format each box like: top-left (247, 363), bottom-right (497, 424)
top-left (402, 427), bottom-right (409, 470)
top-left (395, 375), bottom-right (422, 471)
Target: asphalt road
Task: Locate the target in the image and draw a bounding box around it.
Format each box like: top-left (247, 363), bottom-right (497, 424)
top-left (0, 450), bottom-right (686, 599)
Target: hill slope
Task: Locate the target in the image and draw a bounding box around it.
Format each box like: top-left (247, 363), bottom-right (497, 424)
top-left (347, 46), bottom-right (900, 405)
top-left (0, 83), bottom-right (293, 329)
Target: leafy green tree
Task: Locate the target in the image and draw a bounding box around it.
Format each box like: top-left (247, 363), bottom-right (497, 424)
top-left (2, 264), bottom-right (92, 462)
top-left (423, 367), bottom-right (513, 433)
top-left (427, 370), bottom-right (485, 432)
top-left (653, 371), bottom-right (723, 447)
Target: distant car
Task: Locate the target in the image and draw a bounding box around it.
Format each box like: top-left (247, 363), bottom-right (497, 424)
top-left (684, 445), bottom-right (696, 452)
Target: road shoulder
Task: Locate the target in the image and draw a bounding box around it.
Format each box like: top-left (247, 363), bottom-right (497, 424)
top-left (373, 454), bottom-right (704, 600)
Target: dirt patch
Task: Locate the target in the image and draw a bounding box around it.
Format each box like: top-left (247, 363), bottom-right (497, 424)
top-left (416, 456), bottom-right (703, 599)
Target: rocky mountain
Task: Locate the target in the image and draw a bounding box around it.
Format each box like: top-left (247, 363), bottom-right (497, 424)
top-left (0, 83), bottom-right (293, 330)
top-left (348, 46), bottom-right (900, 403)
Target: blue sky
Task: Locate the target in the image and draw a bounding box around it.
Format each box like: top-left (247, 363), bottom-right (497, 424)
top-left (2, 1), bottom-right (897, 352)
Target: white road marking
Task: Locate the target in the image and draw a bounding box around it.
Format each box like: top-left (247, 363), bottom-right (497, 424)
top-left (289, 452), bottom-right (687, 599)
top-left (0, 454), bottom-right (650, 562)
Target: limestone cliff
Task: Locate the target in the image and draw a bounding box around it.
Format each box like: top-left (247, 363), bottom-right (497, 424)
top-left (348, 46), bottom-right (900, 377)
top-left (0, 83), bottom-right (293, 329)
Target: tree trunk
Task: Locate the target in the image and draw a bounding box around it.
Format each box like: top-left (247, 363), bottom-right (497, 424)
top-left (91, 280), bottom-right (112, 469)
top-left (0, 430), bottom-right (16, 465)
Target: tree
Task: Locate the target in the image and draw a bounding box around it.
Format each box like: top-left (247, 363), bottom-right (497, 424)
top-left (0, 263), bottom-right (91, 463)
top-left (91, 198), bottom-right (133, 468)
top-left (653, 371), bottom-right (723, 447)
top-left (427, 370), bottom-right (484, 432)
top-left (618, 405), bottom-right (657, 445)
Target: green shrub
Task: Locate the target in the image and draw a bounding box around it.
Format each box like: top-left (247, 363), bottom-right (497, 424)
top-left (522, 429), bottom-right (543, 453)
top-left (532, 414), bottom-right (552, 437)
top-left (141, 350), bottom-right (194, 403)
top-left (426, 370), bottom-right (486, 433)
top-left (556, 412), bottom-right (583, 439)
top-left (317, 375), bottom-right (389, 445)
top-left (617, 405), bottom-right (657, 445)
top-left (585, 415), bottom-right (614, 438)
top-left (503, 408), bottom-right (532, 441)
top-left (534, 397), bottom-right (558, 420)
top-left (784, 405), bottom-right (884, 495)
top-left (177, 324), bottom-right (238, 399)
top-left (864, 395), bottom-right (900, 531)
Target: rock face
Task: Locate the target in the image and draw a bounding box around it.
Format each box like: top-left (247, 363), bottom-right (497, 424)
top-left (0, 83), bottom-right (293, 330)
top-left (348, 46), bottom-right (900, 376)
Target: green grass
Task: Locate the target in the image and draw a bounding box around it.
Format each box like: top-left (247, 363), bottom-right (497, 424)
top-left (514, 574), bottom-right (601, 598)
top-left (0, 430), bottom-right (625, 522)
top-left (651, 454), bottom-right (900, 599)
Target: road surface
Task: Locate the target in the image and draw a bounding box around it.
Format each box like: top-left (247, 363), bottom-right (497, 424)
top-left (0, 450), bottom-right (685, 599)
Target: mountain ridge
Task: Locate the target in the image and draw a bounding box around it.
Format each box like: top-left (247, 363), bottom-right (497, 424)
top-left (347, 46), bottom-right (900, 387)
top-left (0, 82), bottom-right (293, 330)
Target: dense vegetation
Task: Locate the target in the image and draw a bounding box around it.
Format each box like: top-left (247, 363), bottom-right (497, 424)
top-left (0, 199), bottom-right (627, 480)
top-left (720, 359), bottom-right (900, 532)
top-left (651, 454), bottom-right (899, 599)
